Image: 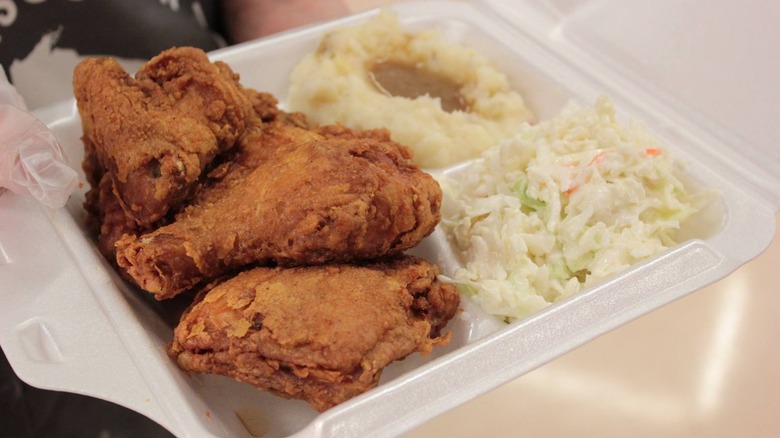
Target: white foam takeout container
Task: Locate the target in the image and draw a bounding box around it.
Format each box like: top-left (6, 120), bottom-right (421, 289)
top-left (1, 1), bottom-right (778, 437)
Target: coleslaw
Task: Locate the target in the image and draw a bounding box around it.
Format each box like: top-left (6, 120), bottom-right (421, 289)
top-left (441, 96), bottom-right (705, 322)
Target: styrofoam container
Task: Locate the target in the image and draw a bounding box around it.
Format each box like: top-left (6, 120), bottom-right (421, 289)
top-left (1, 1), bottom-right (777, 437)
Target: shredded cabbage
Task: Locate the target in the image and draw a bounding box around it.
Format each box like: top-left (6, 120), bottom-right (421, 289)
top-left (441, 96), bottom-right (701, 322)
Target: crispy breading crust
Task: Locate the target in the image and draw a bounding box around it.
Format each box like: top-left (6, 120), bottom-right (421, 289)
top-left (168, 255), bottom-right (459, 412)
top-left (73, 47), bottom-right (251, 226)
top-left (116, 124), bottom-right (442, 299)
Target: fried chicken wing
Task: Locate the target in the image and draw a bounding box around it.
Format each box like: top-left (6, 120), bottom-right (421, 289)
top-left (82, 86), bottom-right (306, 266)
top-left (73, 47), bottom-right (251, 226)
top-left (116, 125), bottom-right (443, 299)
top-left (81, 133), bottom-right (158, 264)
top-left (86, 173), bottom-right (149, 261)
top-left (167, 255), bottom-right (460, 412)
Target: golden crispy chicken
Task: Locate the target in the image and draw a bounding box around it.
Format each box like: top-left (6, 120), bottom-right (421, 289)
top-left (82, 87), bottom-right (297, 263)
top-left (116, 124), bottom-right (443, 299)
top-left (85, 173), bottom-right (150, 262)
top-left (168, 255), bottom-right (460, 412)
top-left (73, 47), bottom-right (251, 226)
top-left (76, 47), bottom-right (460, 414)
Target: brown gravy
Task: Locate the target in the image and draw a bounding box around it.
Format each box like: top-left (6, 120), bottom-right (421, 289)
top-left (368, 60), bottom-right (469, 113)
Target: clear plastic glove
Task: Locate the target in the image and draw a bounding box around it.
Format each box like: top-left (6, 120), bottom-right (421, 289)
top-left (0, 71), bottom-right (78, 208)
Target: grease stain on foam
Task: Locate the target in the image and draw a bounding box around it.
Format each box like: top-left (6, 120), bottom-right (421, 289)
top-left (236, 406), bottom-right (270, 437)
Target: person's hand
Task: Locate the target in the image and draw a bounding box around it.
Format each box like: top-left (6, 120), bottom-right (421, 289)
top-left (0, 71), bottom-right (78, 208)
top-left (222, 0), bottom-right (349, 43)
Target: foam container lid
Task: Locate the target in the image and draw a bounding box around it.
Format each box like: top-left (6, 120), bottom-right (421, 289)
top-left (0, 1), bottom-right (777, 437)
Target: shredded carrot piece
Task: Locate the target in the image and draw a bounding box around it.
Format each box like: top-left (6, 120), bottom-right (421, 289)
top-left (587, 151), bottom-right (610, 167)
top-left (645, 148), bottom-right (662, 156)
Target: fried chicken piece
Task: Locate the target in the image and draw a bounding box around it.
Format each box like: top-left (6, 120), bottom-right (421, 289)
top-left (82, 87), bottom-right (303, 265)
top-left (116, 125), bottom-right (443, 299)
top-left (200, 90), bottom-right (312, 197)
top-left (73, 46), bottom-right (251, 226)
top-left (243, 88), bottom-right (309, 128)
top-left (81, 134), bottom-right (157, 263)
top-left (86, 173), bottom-right (148, 261)
top-left (82, 131), bottom-right (145, 261)
top-left (167, 255), bottom-right (460, 412)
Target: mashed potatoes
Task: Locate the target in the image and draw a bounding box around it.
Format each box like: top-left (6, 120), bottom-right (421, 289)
top-left (286, 11), bottom-right (534, 169)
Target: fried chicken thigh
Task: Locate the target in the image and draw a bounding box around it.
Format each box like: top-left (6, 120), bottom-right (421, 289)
top-left (73, 47), bottom-right (251, 225)
top-left (116, 125), bottom-right (443, 299)
top-left (167, 255), bottom-right (460, 412)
